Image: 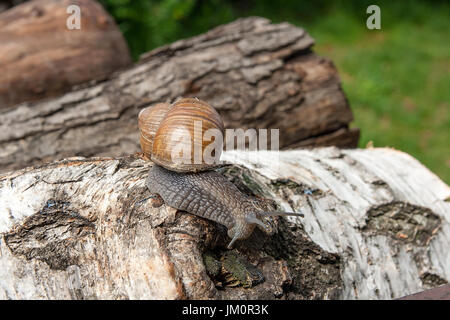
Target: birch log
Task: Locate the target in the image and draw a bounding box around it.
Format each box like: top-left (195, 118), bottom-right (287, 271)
top-left (0, 147), bottom-right (448, 300)
top-left (0, 16), bottom-right (359, 174)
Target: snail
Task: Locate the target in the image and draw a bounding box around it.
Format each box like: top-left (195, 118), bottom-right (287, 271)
top-left (140, 98), bottom-right (303, 249)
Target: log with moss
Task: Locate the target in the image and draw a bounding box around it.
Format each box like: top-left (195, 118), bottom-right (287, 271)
top-left (0, 147), bottom-right (448, 299)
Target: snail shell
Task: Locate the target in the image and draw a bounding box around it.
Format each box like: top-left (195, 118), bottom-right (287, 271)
top-left (138, 98), bottom-right (224, 172)
top-left (138, 102), bottom-right (172, 160)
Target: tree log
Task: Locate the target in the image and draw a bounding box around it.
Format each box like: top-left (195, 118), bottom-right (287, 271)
top-left (0, 148), bottom-right (448, 299)
top-left (0, 1), bottom-right (28, 14)
top-left (0, 16), bottom-right (359, 174)
top-left (0, 0), bottom-right (132, 109)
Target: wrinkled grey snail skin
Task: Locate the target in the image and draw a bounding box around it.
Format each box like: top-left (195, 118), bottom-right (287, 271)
top-left (146, 164), bottom-right (304, 248)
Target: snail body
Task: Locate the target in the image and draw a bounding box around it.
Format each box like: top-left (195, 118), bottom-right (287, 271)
top-left (146, 165), bottom-right (262, 248)
top-left (139, 98), bottom-right (302, 248)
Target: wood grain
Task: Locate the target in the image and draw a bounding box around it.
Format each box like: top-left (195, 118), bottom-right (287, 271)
top-left (0, 0), bottom-right (131, 109)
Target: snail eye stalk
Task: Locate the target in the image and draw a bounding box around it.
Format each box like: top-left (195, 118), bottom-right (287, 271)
top-left (260, 211), bottom-right (304, 218)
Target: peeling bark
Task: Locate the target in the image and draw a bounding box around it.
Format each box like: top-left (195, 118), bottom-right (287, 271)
top-left (0, 17), bottom-right (359, 174)
top-left (0, 148), bottom-right (448, 299)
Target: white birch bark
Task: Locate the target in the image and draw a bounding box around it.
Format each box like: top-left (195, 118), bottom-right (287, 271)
top-left (0, 147), bottom-right (448, 299)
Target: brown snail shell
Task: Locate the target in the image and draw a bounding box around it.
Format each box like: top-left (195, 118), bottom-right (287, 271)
top-left (138, 98), bottom-right (224, 172)
top-left (138, 102), bottom-right (172, 160)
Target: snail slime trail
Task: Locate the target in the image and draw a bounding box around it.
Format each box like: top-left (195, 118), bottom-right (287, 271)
top-left (140, 98), bottom-right (303, 248)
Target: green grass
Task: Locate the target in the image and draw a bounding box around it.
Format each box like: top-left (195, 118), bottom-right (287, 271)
top-left (100, 0), bottom-right (450, 184)
top-left (300, 2), bottom-right (450, 184)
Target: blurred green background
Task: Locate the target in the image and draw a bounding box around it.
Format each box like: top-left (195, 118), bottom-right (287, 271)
top-left (99, 0), bottom-right (449, 184)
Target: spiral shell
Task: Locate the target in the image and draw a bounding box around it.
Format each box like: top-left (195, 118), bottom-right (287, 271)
top-left (138, 98), bottom-right (224, 172)
top-left (138, 102), bottom-right (172, 159)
